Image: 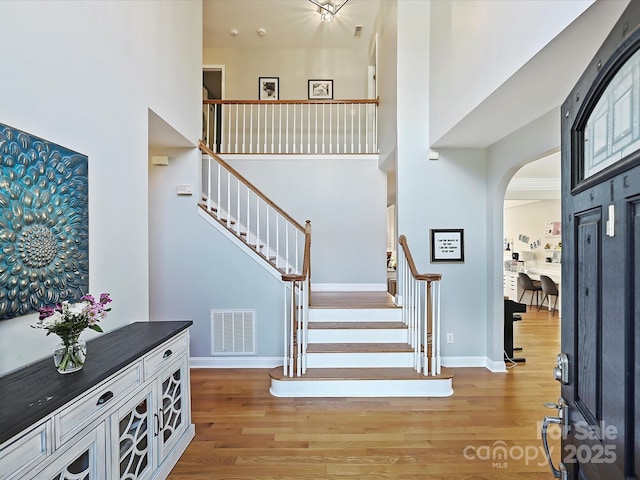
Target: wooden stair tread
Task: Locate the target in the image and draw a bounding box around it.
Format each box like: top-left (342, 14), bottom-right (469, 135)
top-left (269, 366), bottom-right (454, 381)
top-left (307, 343), bottom-right (413, 353)
top-left (310, 291), bottom-right (399, 309)
top-left (308, 321), bottom-right (406, 330)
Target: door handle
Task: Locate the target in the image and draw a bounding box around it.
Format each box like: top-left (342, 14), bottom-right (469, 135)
top-left (541, 415), bottom-right (562, 478)
top-left (541, 398), bottom-right (568, 479)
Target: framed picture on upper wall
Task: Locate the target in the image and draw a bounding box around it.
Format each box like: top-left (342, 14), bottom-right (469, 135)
top-left (308, 79), bottom-right (333, 99)
top-left (430, 229), bottom-right (465, 263)
top-left (259, 77), bottom-right (279, 100)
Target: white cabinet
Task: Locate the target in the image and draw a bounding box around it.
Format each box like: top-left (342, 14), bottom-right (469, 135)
top-left (0, 322), bottom-right (194, 480)
top-left (503, 272), bottom-right (518, 300)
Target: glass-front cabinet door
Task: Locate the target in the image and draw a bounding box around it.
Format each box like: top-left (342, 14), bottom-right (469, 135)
top-left (156, 359), bottom-right (188, 462)
top-left (111, 387), bottom-right (155, 480)
top-left (36, 424), bottom-right (106, 480)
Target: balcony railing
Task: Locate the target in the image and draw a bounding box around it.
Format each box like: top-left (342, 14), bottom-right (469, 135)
top-left (203, 99), bottom-right (378, 155)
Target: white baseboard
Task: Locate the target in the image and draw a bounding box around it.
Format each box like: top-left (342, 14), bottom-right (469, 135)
top-left (312, 283), bottom-right (387, 292)
top-left (190, 356), bottom-right (283, 369)
top-left (441, 356), bottom-right (507, 372)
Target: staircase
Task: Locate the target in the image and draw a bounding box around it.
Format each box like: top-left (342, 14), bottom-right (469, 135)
top-left (269, 291), bottom-right (454, 397)
top-left (198, 143), bottom-right (452, 398)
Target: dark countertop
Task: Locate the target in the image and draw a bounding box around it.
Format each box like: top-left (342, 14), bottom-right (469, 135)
top-left (0, 321), bottom-right (192, 446)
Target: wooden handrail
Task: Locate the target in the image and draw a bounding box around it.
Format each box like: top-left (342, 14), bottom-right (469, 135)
top-left (282, 220), bottom-right (311, 282)
top-left (398, 235), bottom-right (442, 282)
top-left (204, 98), bottom-right (379, 106)
top-left (199, 141), bottom-right (305, 233)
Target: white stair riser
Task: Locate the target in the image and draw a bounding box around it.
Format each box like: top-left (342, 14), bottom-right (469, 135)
top-left (309, 308), bottom-right (401, 322)
top-left (308, 329), bottom-right (407, 344)
top-left (270, 378), bottom-right (453, 398)
top-left (306, 352), bottom-right (414, 369)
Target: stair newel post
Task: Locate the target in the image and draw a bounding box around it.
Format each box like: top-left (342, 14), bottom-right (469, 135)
top-left (289, 280), bottom-right (298, 377)
top-left (434, 279), bottom-right (441, 375)
top-left (283, 282), bottom-right (289, 377)
top-left (296, 280), bottom-right (303, 377)
top-left (425, 280), bottom-right (432, 376)
top-left (305, 221), bottom-right (312, 297)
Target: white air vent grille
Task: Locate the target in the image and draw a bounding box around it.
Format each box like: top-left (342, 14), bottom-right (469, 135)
top-left (211, 310), bottom-right (256, 355)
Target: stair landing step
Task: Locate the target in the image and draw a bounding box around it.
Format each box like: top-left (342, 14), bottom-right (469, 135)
top-left (307, 343), bottom-right (413, 353)
top-left (308, 321), bottom-right (406, 330)
top-left (269, 367), bottom-right (454, 398)
top-left (270, 366), bottom-right (453, 381)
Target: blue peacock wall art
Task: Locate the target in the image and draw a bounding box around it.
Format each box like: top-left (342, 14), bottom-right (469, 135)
top-left (0, 123), bottom-right (88, 320)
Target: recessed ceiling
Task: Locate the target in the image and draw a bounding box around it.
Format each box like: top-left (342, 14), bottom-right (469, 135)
top-left (203, 0), bottom-right (379, 50)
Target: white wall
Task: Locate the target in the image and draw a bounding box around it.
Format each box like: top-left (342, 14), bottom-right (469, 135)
top-left (0, 0), bottom-right (202, 375)
top-left (148, 149), bottom-right (285, 360)
top-left (486, 109), bottom-right (561, 366)
top-left (390, 1), bottom-right (490, 362)
top-left (374, 0), bottom-right (398, 171)
top-left (203, 48), bottom-right (369, 100)
top-left (429, 0), bottom-right (593, 144)
top-left (227, 157), bottom-right (388, 286)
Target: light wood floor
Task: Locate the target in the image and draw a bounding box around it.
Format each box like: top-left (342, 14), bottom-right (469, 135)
top-left (170, 305), bottom-right (561, 480)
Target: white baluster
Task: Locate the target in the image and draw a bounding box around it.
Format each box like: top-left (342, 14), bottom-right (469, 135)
top-left (226, 170), bottom-right (231, 228)
top-left (213, 104), bottom-right (218, 153)
top-left (344, 103), bottom-right (347, 153)
top-left (278, 103), bottom-right (282, 154)
top-left (351, 103), bottom-right (355, 153)
top-left (266, 206), bottom-right (270, 265)
top-left (264, 104), bottom-right (268, 153)
top-left (314, 103), bottom-right (318, 154)
top-left (242, 104), bottom-right (246, 154)
top-left (307, 103), bottom-right (311, 154)
top-left (235, 103), bottom-right (239, 153)
top-left (256, 104), bottom-right (261, 154)
top-left (216, 163), bottom-right (221, 220)
top-left (246, 189), bottom-right (250, 244)
top-left (276, 214), bottom-right (280, 270)
top-left (321, 103), bottom-right (325, 154)
top-left (328, 102), bottom-right (332, 154)
top-left (227, 104), bottom-right (231, 153)
top-left (249, 104), bottom-right (254, 154)
top-left (256, 196), bottom-right (260, 252)
top-left (285, 104), bottom-right (289, 154)
top-left (271, 103), bottom-right (275, 153)
top-left (236, 179), bottom-right (240, 235)
top-left (206, 156), bottom-right (212, 211)
top-left (358, 103), bottom-right (362, 154)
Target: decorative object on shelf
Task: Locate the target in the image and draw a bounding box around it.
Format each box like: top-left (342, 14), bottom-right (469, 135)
top-left (544, 221), bottom-right (562, 237)
top-left (0, 123), bottom-right (89, 321)
top-left (308, 79), bottom-right (333, 99)
top-left (32, 293), bottom-right (112, 374)
top-left (430, 228), bottom-right (464, 263)
top-left (259, 77), bottom-right (279, 100)
top-left (308, 0), bottom-right (350, 23)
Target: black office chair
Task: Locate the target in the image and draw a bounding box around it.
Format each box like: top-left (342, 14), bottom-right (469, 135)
top-left (538, 275), bottom-right (559, 316)
top-left (518, 272), bottom-right (542, 306)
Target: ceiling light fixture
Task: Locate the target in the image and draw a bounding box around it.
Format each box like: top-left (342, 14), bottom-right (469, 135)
top-left (308, 0), bottom-right (349, 23)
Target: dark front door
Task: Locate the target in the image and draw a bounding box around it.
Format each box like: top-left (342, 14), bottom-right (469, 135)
top-left (546, 2), bottom-right (640, 479)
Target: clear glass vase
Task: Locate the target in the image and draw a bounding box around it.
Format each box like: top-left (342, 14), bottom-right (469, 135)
top-left (53, 336), bottom-right (87, 374)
